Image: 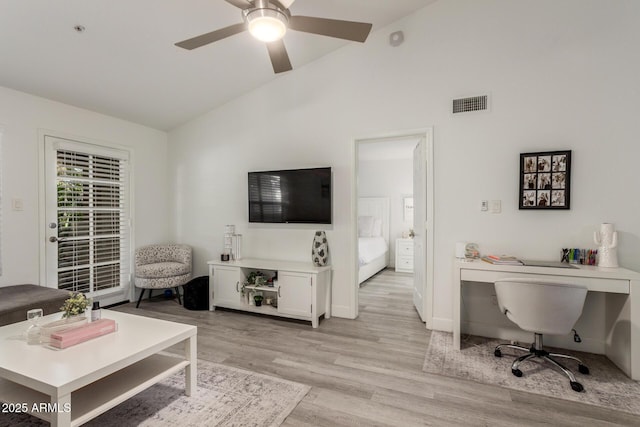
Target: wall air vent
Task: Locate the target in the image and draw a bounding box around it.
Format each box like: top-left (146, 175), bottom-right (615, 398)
top-left (452, 95), bottom-right (489, 114)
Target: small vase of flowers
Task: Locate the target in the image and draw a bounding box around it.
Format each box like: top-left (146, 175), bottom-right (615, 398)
top-left (60, 292), bottom-right (92, 318)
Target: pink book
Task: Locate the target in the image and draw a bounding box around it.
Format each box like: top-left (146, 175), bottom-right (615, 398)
top-left (50, 319), bottom-right (117, 349)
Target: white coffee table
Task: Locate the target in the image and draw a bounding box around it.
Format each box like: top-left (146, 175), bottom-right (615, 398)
top-left (0, 309), bottom-right (197, 427)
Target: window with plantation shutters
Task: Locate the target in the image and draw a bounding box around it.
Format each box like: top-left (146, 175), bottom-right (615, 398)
top-left (45, 137), bottom-right (131, 295)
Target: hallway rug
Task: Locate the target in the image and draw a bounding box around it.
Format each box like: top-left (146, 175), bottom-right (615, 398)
top-left (1, 359), bottom-right (310, 426)
top-left (423, 331), bottom-right (640, 416)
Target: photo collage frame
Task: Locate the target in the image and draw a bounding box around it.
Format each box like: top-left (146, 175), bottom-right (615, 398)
top-left (519, 150), bottom-right (571, 210)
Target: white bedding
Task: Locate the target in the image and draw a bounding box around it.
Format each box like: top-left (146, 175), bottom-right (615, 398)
top-left (359, 237), bottom-right (388, 265)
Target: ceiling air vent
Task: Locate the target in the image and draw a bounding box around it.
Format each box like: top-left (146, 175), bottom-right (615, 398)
top-left (452, 95), bottom-right (488, 114)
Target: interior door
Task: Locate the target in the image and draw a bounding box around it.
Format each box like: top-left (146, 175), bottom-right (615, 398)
top-left (43, 135), bottom-right (131, 302)
top-left (412, 138), bottom-right (427, 321)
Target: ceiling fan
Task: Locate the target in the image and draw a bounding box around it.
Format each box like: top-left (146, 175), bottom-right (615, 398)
top-left (175, 0), bottom-right (373, 73)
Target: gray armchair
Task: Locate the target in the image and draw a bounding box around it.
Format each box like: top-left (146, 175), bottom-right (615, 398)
top-left (134, 244), bottom-right (192, 308)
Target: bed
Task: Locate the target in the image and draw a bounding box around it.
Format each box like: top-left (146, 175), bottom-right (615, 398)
top-left (358, 197), bottom-right (390, 284)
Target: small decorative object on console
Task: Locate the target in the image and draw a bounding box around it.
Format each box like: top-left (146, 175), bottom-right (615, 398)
top-left (223, 225), bottom-right (235, 258)
top-left (223, 225), bottom-right (242, 260)
top-left (254, 295), bottom-right (264, 307)
top-left (594, 223), bottom-right (619, 267)
top-left (312, 231), bottom-right (329, 267)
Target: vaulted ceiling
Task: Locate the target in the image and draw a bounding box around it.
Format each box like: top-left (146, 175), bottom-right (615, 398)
top-left (0, 0), bottom-right (435, 130)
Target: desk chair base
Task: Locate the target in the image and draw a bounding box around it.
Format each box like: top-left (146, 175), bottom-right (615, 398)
top-left (494, 333), bottom-right (589, 392)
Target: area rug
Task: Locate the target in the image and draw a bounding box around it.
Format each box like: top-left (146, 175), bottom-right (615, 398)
top-left (423, 331), bottom-right (640, 416)
top-left (2, 359), bottom-right (310, 427)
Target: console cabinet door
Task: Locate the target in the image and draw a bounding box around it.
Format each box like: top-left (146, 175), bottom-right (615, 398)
top-left (278, 271), bottom-right (312, 317)
top-left (212, 266), bottom-right (242, 308)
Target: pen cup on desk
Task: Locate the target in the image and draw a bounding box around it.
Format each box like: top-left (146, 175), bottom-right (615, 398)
top-left (561, 248), bottom-right (597, 265)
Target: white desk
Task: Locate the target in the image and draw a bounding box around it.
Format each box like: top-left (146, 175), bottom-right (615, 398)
top-left (453, 259), bottom-right (640, 380)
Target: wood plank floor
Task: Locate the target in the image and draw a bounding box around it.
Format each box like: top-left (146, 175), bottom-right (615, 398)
top-left (113, 269), bottom-right (640, 426)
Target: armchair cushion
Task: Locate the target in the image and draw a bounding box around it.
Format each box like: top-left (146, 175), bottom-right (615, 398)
top-left (136, 262), bottom-right (190, 279)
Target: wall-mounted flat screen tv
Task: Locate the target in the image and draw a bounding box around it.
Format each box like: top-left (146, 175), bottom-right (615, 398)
top-left (248, 167), bottom-right (332, 224)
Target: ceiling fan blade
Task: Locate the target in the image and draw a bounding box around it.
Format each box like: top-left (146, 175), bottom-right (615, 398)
top-left (266, 40), bottom-right (292, 73)
top-left (277, 0), bottom-right (296, 8)
top-left (224, 0), bottom-right (252, 9)
top-left (175, 23), bottom-right (247, 50)
top-left (289, 16), bottom-right (372, 42)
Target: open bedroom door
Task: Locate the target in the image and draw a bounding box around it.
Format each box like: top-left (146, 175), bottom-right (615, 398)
top-left (412, 137), bottom-right (427, 322)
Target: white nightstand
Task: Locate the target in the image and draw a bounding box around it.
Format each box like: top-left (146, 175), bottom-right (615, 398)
top-left (395, 238), bottom-right (414, 273)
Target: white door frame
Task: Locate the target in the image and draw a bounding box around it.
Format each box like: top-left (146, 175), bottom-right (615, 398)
top-left (351, 127), bottom-right (434, 328)
top-left (38, 129), bottom-right (135, 306)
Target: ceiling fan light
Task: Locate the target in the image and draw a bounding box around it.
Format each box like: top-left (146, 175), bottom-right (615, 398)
top-left (246, 9), bottom-right (288, 42)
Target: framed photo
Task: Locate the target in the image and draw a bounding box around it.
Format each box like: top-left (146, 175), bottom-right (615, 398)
top-left (519, 150), bottom-right (571, 209)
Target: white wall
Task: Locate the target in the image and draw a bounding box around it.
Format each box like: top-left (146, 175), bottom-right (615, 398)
top-left (168, 0), bottom-right (640, 325)
top-left (0, 86), bottom-right (170, 287)
top-left (358, 158), bottom-right (413, 266)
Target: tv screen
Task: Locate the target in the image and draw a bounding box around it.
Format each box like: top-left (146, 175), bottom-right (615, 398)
top-left (248, 167), bottom-right (332, 224)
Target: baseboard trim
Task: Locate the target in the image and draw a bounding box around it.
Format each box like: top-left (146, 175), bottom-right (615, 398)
top-left (331, 305), bottom-right (354, 319)
top-left (430, 317), bottom-right (452, 332)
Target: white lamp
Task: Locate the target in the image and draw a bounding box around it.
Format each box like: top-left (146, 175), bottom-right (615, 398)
top-left (246, 8), bottom-right (288, 42)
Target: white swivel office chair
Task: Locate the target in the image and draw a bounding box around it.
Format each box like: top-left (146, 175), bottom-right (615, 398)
top-left (494, 278), bottom-right (589, 392)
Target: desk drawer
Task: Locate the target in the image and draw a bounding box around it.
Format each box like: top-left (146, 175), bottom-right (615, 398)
top-left (460, 270), bottom-right (630, 294)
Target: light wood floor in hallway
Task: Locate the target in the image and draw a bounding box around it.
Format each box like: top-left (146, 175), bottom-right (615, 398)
top-left (114, 269), bottom-right (639, 426)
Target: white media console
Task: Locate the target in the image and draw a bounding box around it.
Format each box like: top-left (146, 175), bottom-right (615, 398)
top-left (207, 258), bottom-right (331, 328)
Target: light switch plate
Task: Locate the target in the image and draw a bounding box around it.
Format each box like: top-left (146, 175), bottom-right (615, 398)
top-left (11, 198), bottom-right (24, 211)
top-left (490, 200), bottom-right (501, 213)
top-left (481, 200), bottom-right (488, 211)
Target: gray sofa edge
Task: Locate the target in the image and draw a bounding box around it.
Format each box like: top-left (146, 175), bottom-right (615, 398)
top-left (0, 284), bottom-right (70, 327)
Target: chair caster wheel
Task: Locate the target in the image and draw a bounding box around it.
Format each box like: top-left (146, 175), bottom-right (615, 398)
top-left (570, 381), bottom-right (584, 392)
top-left (494, 349), bottom-right (502, 357)
top-left (511, 368), bottom-right (523, 377)
top-left (578, 364), bottom-right (590, 375)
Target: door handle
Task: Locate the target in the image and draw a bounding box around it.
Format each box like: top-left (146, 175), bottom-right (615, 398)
top-left (48, 236), bottom-right (67, 243)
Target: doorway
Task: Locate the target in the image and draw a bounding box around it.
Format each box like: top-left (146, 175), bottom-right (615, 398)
top-left (352, 128), bottom-right (434, 328)
top-left (39, 133), bottom-right (133, 306)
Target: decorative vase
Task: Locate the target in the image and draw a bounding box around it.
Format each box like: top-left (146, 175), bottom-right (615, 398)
top-left (311, 231), bottom-right (329, 267)
top-left (594, 223), bottom-right (618, 268)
